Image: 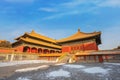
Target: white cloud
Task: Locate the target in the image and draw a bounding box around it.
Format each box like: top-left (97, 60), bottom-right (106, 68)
top-left (41, 0), bottom-right (100, 20)
top-left (60, 0), bottom-right (100, 8)
top-left (61, 0), bottom-right (84, 8)
top-left (4, 0), bottom-right (35, 3)
top-left (42, 0), bottom-right (120, 20)
top-left (39, 8), bottom-right (57, 12)
top-left (43, 11), bottom-right (80, 20)
top-left (42, 6), bottom-right (98, 20)
top-left (98, 0), bottom-right (120, 7)
top-left (61, 0), bottom-right (120, 9)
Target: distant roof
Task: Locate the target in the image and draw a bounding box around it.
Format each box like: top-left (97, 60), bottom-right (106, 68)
top-left (0, 40), bottom-right (6, 43)
top-left (57, 29), bottom-right (101, 43)
top-left (15, 30), bottom-right (57, 43)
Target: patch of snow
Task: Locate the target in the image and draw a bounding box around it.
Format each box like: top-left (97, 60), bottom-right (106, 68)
top-left (0, 60), bottom-right (55, 67)
top-left (104, 62), bottom-right (120, 66)
top-left (47, 69), bottom-right (70, 78)
top-left (83, 67), bottom-right (110, 74)
top-left (16, 65), bottom-right (49, 72)
top-left (63, 64), bottom-right (85, 68)
top-left (107, 66), bottom-right (114, 68)
top-left (105, 77), bottom-right (109, 80)
top-left (16, 77), bottom-right (31, 80)
top-left (55, 63), bottom-right (65, 66)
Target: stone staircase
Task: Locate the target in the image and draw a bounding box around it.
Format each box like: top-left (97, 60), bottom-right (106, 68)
top-left (56, 53), bottom-right (76, 63)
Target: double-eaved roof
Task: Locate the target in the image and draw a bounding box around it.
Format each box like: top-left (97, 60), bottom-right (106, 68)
top-left (57, 29), bottom-right (101, 44)
top-left (19, 37), bottom-right (61, 49)
top-left (15, 30), bottom-right (57, 43)
top-left (13, 30), bottom-right (61, 49)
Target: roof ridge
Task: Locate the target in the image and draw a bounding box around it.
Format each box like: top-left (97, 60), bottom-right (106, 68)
top-left (30, 30), bottom-right (54, 39)
top-left (57, 30), bottom-right (101, 43)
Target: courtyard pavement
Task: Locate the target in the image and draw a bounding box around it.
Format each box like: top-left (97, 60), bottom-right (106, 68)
top-left (0, 62), bottom-right (120, 80)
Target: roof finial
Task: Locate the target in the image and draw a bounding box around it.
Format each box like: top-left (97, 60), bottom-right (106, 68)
top-left (31, 30), bottom-right (35, 34)
top-left (78, 28), bottom-right (80, 32)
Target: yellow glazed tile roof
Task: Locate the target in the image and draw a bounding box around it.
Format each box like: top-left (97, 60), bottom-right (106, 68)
top-left (15, 30), bottom-right (57, 43)
top-left (28, 30), bottom-right (56, 43)
top-left (0, 40), bottom-right (5, 42)
top-left (57, 29), bottom-right (101, 43)
top-left (20, 37), bottom-right (61, 49)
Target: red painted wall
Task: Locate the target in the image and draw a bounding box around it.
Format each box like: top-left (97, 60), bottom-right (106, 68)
top-left (62, 42), bottom-right (98, 53)
top-left (14, 46), bottom-right (24, 52)
top-left (62, 46), bottom-right (71, 52)
top-left (71, 44), bottom-right (84, 51)
top-left (83, 42), bottom-right (98, 50)
top-left (0, 48), bottom-right (15, 53)
top-left (31, 49), bottom-right (37, 53)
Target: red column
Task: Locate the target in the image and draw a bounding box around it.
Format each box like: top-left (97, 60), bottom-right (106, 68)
top-left (105, 55), bottom-right (108, 62)
top-left (94, 55), bottom-right (96, 62)
top-left (98, 55), bottom-right (103, 63)
top-left (48, 57), bottom-right (50, 61)
top-left (26, 47), bottom-right (30, 53)
top-left (38, 48), bottom-right (43, 53)
top-left (82, 44), bottom-right (84, 51)
top-left (31, 48), bottom-right (38, 53)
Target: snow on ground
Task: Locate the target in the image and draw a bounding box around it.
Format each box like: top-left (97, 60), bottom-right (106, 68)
top-left (63, 64), bottom-right (85, 68)
top-left (54, 63), bottom-right (66, 66)
top-left (104, 62), bottom-right (120, 66)
top-left (83, 67), bottom-right (110, 74)
top-left (16, 65), bottom-right (49, 72)
top-left (0, 60), bottom-right (55, 67)
top-left (3, 63), bottom-right (120, 80)
top-left (47, 69), bottom-right (70, 78)
top-left (16, 77), bottom-right (31, 80)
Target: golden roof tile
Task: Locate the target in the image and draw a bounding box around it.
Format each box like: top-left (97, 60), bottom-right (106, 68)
top-left (20, 37), bottom-right (61, 49)
top-left (28, 30), bottom-right (56, 43)
top-left (57, 29), bottom-right (101, 43)
top-left (15, 30), bottom-right (56, 43)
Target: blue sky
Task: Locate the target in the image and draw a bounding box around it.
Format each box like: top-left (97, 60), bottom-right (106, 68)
top-left (0, 0), bottom-right (120, 50)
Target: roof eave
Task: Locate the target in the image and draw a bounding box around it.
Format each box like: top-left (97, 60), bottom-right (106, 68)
top-left (57, 31), bottom-right (101, 43)
top-left (14, 33), bottom-right (28, 40)
top-left (57, 34), bottom-right (101, 44)
top-left (21, 38), bottom-right (61, 49)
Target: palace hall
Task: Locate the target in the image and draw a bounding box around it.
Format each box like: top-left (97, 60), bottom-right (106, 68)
top-left (0, 29), bottom-right (120, 63)
top-left (10, 29), bottom-right (104, 62)
top-left (12, 29), bottom-right (101, 54)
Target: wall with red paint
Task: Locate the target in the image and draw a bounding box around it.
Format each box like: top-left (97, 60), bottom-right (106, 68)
top-left (62, 41), bottom-right (98, 53)
top-left (14, 46), bottom-right (24, 52)
top-left (83, 42), bottom-right (98, 50)
top-left (0, 48), bottom-right (14, 53)
top-left (71, 44), bottom-right (84, 51)
top-left (31, 48), bottom-right (37, 53)
top-left (62, 46), bottom-right (71, 52)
